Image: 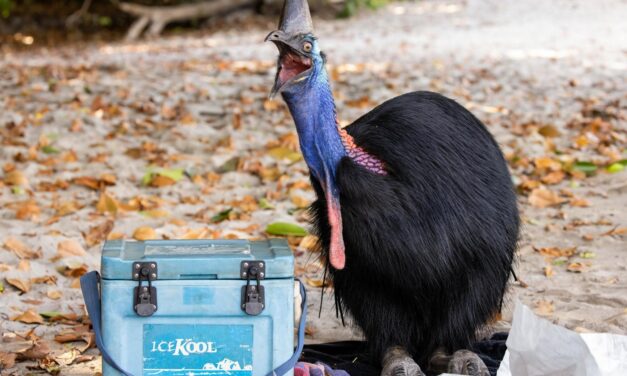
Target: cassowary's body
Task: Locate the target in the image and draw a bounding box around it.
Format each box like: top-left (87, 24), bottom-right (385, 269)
top-left (267, 2), bottom-right (519, 373)
top-left (309, 91), bottom-right (519, 366)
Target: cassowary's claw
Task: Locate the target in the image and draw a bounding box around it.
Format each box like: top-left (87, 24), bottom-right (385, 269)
top-left (447, 349), bottom-right (490, 376)
top-left (380, 347), bottom-right (425, 376)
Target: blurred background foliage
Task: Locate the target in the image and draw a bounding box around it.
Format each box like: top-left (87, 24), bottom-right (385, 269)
top-left (0, 0), bottom-right (392, 48)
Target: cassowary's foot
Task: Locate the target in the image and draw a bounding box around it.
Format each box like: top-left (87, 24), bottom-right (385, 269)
top-left (380, 347), bottom-right (425, 376)
top-left (448, 350), bottom-right (490, 376)
top-left (428, 348), bottom-right (489, 376)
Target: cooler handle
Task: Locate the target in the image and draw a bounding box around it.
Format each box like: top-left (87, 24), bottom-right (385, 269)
top-left (80, 270), bottom-right (308, 376)
top-left (80, 271), bottom-right (133, 376)
top-left (268, 278), bottom-right (307, 376)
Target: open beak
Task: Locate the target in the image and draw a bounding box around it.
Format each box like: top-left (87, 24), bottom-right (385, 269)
top-left (265, 0), bottom-right (314, 98)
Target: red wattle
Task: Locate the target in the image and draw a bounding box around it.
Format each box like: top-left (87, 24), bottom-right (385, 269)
top-left (327, 195), bottom-right (346, 270)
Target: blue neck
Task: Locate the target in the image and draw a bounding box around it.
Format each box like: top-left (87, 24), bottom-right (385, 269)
top-left (281, 68), bottom-right (346, 189)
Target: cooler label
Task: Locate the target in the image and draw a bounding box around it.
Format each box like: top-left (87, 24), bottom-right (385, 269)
top-left (143, 324), bottom-right (253, 376)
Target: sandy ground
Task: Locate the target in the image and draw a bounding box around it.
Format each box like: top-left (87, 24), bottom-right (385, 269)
top-left (0, 0), bottom-right (625, 374)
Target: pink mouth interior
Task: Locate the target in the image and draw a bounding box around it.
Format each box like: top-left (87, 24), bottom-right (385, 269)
top-left (278, 51), bottom-right (312, 86)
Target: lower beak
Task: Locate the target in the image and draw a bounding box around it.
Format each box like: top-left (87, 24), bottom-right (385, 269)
top-left (266, 30), bottom-right (287, 98)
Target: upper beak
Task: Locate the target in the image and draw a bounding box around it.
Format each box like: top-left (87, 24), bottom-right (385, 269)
top-left (266, 0), bottom-right (314, 98)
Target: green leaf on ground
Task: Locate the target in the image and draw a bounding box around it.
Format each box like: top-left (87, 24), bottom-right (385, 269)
top-left (40, 311), bottom-right (62, 319)
top-left (216, 157), bottom-right (240, 173)
top-left (265, 222), bottom-right (307, 236)
top-left (572, 161), bottom-right (597, 174)
top-left (607, 163), bottom-right (624, 173)
top-left (211, 208), bottom-right (232, 223)
top-left (258, 198), bottom-right (275, 210)
top-left (41, 145), bottom-right (60, 154)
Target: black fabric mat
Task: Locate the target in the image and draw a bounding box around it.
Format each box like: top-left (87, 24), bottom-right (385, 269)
top-left (300, 332), bottom-right (508, 376)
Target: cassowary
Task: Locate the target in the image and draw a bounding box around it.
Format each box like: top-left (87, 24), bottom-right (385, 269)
top-left (266, 1), bottom-right (519, 375)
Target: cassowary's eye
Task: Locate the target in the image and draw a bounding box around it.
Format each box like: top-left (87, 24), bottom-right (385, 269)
top-left (303, 42), bottom-right (312, 52)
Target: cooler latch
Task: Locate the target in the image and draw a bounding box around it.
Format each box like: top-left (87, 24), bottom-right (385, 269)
top-left (132, 262), bottom-right (158, 317)
top-left (241, 261), bottom-right (265, 316)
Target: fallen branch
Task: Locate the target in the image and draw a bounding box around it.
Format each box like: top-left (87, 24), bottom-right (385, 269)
top-left (117, 0), bottom-right (256, 40)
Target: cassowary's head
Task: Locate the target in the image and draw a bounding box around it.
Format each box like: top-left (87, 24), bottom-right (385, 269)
top-left (266, 0), bottom-right (321, 98)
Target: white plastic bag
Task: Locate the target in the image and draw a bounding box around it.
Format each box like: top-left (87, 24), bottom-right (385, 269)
top-left (497, 301), bottom-right (627, 376)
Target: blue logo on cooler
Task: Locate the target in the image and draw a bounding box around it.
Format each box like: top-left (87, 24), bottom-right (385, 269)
top-left (143, 324), bottom-right (253, 375)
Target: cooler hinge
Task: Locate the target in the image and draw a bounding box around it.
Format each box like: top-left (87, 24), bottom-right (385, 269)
top-left (132, 262), bottom-right (158, 317)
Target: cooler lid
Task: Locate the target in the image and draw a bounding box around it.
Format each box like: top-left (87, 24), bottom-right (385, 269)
top-left (101, 239), bottom-right (294, 280)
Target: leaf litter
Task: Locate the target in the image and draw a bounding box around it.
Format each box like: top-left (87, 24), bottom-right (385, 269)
top-left (1, 2), bottom-right (626, 373)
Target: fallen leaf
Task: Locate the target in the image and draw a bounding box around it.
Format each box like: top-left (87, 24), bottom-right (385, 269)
top-left (290, 194), bottom-right (310, 208)
top-left (4, 237), bottom-right (41, 259)
top-left (149, 174), bottom-right (176, 187)
top-left (14, 200), bottom-right (41, 221)
top-left (567, 262), bottom-right (586, 273)
top-left (96, 191), bottom-right (119, 215)
top-left (142, 167), bottom-right (185, 187)
top-left (4, 170), bottom-right (28, 186)
top-left (606, 163), bottom-right (624, 173)
top-left (543, 265), bottom-right (554, 278)
top-left (55, 239), bottom-right (86, 258)
top-left (55, 200), bottom-right (83, 216)
top-left (534, 300), bottom-right (554, 316)
top-left (569, 197), bottom-right (590, 207)
top-left (211, 208), bottom-right (233, 223)
top-left (181, 227), bottom-right (213, 239)
top-left (6, 278), bottom-right (31, 293)
top-left (73, 176), bottom-right (100, 190)
top-left (299, 234), bottom-right (320, 252)
top-left (55, 349), bottom-right (81, 367)
top-left (263, 99), bottom-right (280, 111)
top-left (133, 226), bottom-right (157, 241)
top-left (538, 125), bottom-right (561, 138)
top-left (54, 326), bottom-right (95, 352)
top-left (572, 161), bottom-right (598, 174)
top-left (12, 309), bottom-right (44, 324)
top-left (0, 352), bottom-right (16, 369)
top-left (38, 357), bottom-right (60, 373)
top-left (47, 290), bottom-right (62, 300)
top-left (529, 187), bottom-right (565, 208)
top-left (18, 259), bottom-right (30, 271)
top-left (83, 220), bottom-right (114, 247)
top-left (582, 233), bottom-right (595, 241)
top-left (17, 339), bottom-right (51, 361)
top-left (141, 209), bottom-right (169, 218)
top-left (265, 222), bottom-right (308, 237)
top-left (31, 275), bottom-right (57, 285)
top-left (541, 171), bottom-right (565, 185)
top-left (268, 147), bottom-right (303, 163)
top-left (534, 157), bottom-right (562, 172)
top-left (57, 264), bottom-right (88, 278)
top-left (258, 198), bottom-right (275, 210)
top-left (107, 232), bottom-right (124, 240)
top-left (602, 227), bottom-right (627, 236)
top-left (534, 246), bottom-right (577, 258)
top-left (304, 277), bottom-right (329, 288)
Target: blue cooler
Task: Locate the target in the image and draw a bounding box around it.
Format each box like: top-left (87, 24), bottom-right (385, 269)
top-left (80, 239), bottom-right (306, 376)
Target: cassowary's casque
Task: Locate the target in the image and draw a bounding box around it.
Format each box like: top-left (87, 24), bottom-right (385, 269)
top-left (266, 1), bottom-right (519, 375)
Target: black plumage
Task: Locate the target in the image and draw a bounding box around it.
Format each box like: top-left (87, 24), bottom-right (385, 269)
top-left (309, 91), bottom-right (519, 367)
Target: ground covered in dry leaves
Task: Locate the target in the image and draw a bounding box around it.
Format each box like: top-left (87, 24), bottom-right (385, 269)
top-left (1, 0), bottom-right (626, 374)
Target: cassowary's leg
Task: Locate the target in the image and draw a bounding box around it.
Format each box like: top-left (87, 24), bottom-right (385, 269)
top-left (428, 348), bottom-right (489, 376)
top-left (380, 347), bottom-right (425, 376)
